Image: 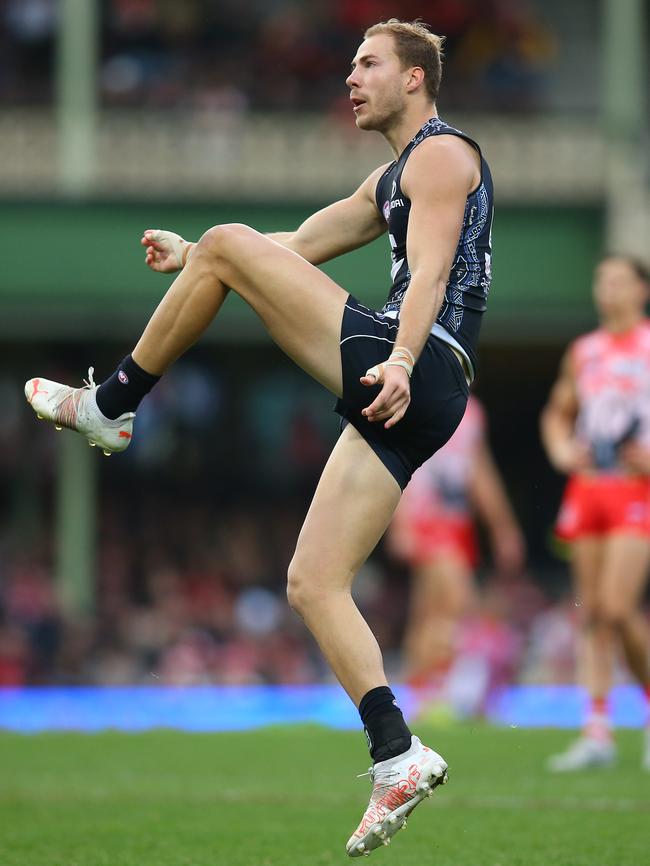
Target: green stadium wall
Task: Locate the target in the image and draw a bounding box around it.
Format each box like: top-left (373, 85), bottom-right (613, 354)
top-left (1, 202), bottom-right (603, 342)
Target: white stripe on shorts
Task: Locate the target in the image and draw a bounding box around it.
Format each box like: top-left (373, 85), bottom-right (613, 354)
top-left (340, 334), bottom-right (395, 347)
top-left (345, 304), bottom-right (400, 330)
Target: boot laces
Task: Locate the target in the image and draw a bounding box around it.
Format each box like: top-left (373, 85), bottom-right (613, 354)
top-left (83, 367), bottom-right (96, 389)
top-left (357, 765), bottom-right (400, 798)
top-left (54, 367), bottom-right (96, 413)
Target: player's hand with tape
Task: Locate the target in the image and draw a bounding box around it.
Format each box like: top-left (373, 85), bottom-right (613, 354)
top-left (360, 346), bottom-right (415, 429)
top-left (141, 229), bottom-right (195, 273)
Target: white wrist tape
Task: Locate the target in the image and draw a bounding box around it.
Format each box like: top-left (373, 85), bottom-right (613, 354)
top-left (148, 229), bottom-right (193, 270)
top-left (365, 346), bottom-right (416, 384)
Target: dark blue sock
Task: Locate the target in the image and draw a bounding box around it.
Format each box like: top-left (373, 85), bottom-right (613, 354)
top-left (359, 686), bottom-right (412, 763)
top-left (95, 354), bottom-right (160, 419)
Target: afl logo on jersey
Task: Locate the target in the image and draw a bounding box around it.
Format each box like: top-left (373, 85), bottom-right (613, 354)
top-left (383, 200), bottom-right (391, 222)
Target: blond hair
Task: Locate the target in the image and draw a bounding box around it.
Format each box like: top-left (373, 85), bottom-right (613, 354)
top-left (364, 19), bottom-right (444, 102)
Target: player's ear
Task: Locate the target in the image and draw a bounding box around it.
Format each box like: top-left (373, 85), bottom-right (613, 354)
top-left (405, 66), bottom-right (425, 94)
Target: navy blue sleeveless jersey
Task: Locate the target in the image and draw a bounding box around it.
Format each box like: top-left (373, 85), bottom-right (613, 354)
top-left (374, 117), bottom-right (494, 376)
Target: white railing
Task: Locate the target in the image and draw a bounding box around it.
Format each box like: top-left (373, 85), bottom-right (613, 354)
top-left (0, 109), bottom-right (608, 203)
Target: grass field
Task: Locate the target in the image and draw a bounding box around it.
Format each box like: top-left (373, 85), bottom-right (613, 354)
top-left (0, 725), bottom-right (648, 866)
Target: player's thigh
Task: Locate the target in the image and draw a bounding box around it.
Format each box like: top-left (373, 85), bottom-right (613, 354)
top-left (598, 534), bottom-right (650, 618)
top-left (570, 537), bottom-right (606, 616)
top-left (288, 424), bottom-right (401, 596)
top-left (201, 224), bottom-right (348, 395)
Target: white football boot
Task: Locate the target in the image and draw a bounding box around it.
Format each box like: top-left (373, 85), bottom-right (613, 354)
top-left (25, 368), bottom-right (134, 456)
top-left (547, 736), bottom-right (616, 772)
top-left (346, 736), bottom-right (448, 858)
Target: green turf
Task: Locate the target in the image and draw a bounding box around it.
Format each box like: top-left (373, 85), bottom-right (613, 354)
top-left (0, 725), bottom-right (648, 866)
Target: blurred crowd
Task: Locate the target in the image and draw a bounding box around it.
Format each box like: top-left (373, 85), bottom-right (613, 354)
top-left (0, 490), bottom-right (584, 698)
top-left (1, 359), bottom-right (588, 699)
top-left (1, 0), bottom-right (556, 113)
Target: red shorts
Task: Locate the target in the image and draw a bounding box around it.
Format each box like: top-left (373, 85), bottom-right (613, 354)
top-left (399, 514), bottom-right (479, 569)
top-left (556, 474), bottom-right (650, 540)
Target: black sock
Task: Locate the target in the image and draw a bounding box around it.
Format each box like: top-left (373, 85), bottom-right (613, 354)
top-left (358, 686), bottom-right (412, 763)
top-left (95, 354), bottom-right (160, 420)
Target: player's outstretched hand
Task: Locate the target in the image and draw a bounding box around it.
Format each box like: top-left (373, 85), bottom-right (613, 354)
top-left (361, 364), bottom-right (411, 429)
top-left (141, 229), bottom-right (194, 273)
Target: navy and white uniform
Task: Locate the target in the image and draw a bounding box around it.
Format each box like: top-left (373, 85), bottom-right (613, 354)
top-left (335, 117), bottom-right (493, 489)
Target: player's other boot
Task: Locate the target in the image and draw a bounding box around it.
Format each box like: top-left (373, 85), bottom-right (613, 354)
top-left (24, 368), bottom-right (135, 455)
top-left (346, 736), bottom-right (448, 858)
top-left (547, 736), bottom-right (616, 772)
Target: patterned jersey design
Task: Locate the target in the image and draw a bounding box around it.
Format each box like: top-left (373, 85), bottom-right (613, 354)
top-left (571, 320), bottom-right (650, 472)
top-left (375, 117), bottom-right (494, 373)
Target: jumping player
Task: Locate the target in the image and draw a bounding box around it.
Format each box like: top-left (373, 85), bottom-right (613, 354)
top-left (389, 395), bottom-right (525, 709)
top-left (25, 20), bottom-right (494, 852)
top-left (541, 255), bottom-right (650, 772)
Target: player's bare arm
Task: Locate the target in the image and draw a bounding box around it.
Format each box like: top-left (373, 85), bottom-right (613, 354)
top-left (140, 164), bottom-right (390, 273)
top-left (540, 349), bottom-right (592, 473)
top-left (361, 136), bottom-right (478, 429)
top-left (266, 164), bottom-right (390, 264)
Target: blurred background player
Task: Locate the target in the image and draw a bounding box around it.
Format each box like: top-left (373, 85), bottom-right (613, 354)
top-left (388, 394), bottom-right (525, 716)
top-left (541, 254), bottom-right (650, 771)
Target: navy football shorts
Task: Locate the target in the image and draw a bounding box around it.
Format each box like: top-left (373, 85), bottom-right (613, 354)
top-left (335, 295), bottom-right (470, 490)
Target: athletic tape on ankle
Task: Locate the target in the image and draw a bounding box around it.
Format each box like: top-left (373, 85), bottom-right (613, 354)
top-left (365, 346), bottom-right (415, 383)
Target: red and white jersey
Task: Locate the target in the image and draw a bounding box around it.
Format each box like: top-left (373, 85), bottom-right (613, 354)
top-left (571, 320), bottom-right (650, 472)
top-left (401, 395), bottom-right (486, 518)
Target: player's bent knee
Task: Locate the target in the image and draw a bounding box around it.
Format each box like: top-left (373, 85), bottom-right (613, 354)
top-left (197, 223), bottom-right (255, 257)
top-left (286, 558), bottom-right (342, 617)
top-left (286, 560), bottom-right (311, 616)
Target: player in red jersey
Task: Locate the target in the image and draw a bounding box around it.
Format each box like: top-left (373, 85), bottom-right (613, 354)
top-left (541, 254), bottom-right (650, 771)
top-left (388, 396), bottom-right (525, 711)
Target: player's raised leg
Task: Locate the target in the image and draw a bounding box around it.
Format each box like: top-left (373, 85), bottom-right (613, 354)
top-left (132, 225), bottom-right (348, 393)
top-left (25, 224), bottom-right (348, 448)
top-left (286, 424), bottom-right (448, 857)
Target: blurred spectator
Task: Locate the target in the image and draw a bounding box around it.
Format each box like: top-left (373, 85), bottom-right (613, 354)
top-left (0, 481), bottom-right (609, 693)
top-left (1, 0), bottom-right (557, 113)
top-left (0, 624), bottom-right (29, 685)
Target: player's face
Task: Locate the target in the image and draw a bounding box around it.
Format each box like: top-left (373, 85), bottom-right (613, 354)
top-left (593, 258), bottom-right (649, 319)
top-left (346, 35), bottom-right (409, 132)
